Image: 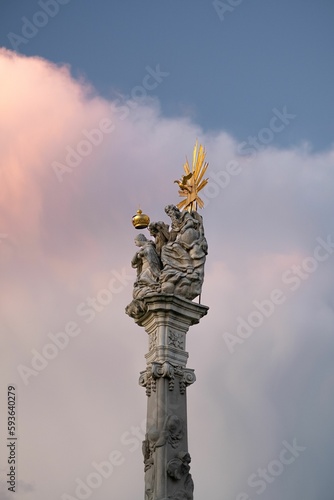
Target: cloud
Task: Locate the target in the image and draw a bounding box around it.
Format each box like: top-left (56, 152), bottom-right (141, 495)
top-left (1, 48), bottom-right (334, 500)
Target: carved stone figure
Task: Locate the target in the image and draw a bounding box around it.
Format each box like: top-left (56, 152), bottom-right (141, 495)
top-left (166, 414), bottom-right (184, 448)
top-left (126, 205), bottom-right (208, 312)
top-left (131, 234), bottom-right (162, 299)
top-left (167, 452), bottom-right (191, 480)
top-left (148, 221), bottom-right (170, 256)
top-left (167, 451), bottom-right (194, 500)
top-left (159, 205), bottom-right (208, 300)
top-left (142, 435), bottom-right (155, 500)
top-left (142, 425), bottom-right (170, 500)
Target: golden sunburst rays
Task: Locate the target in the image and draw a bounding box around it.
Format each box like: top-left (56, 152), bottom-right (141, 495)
top-left (174, 141), bottom-right (209, 212)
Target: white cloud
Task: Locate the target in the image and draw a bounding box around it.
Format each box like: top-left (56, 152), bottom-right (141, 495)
top-left (1, 48), bottom-right (334, 500)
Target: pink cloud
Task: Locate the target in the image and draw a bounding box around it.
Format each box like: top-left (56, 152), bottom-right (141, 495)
top-left (1, 49), bottom-right (334, 500)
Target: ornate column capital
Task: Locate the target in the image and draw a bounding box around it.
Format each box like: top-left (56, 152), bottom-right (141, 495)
top-left (139, 363), bottom-right (196, 396)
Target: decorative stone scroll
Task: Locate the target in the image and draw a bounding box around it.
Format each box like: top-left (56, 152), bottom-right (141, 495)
top-left (139, 362), bottom-right (196, 396)
top-left (177, 368), bottom-right (196, 395)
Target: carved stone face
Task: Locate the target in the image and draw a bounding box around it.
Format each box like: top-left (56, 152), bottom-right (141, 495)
top-left (165, 204), bottom-right (180, 219)
top-left (148, 223), bottom-right (157, 236)
top-left (134, 234), bottom-right (147, 247)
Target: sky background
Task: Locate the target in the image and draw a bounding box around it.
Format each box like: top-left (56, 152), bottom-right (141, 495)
top-left (0, 1), bottom-right (334, 499)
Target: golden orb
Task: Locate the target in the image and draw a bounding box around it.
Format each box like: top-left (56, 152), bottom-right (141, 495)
top-left (132, 209), bottom-right (150, 229)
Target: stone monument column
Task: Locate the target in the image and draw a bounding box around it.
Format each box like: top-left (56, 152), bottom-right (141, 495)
top-left (126, 142), bottom-right (210, 500)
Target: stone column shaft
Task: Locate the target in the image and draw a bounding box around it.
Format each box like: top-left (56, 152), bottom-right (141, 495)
top-left (135, 294), bottom-right (208, 500)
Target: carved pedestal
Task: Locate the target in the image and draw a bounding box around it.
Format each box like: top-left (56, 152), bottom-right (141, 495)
top-left (132, 294), bottom-right (208, 500)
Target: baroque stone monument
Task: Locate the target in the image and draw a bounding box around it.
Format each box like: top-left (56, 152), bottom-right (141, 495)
top-left (126, 142), bottom-right (209, 500)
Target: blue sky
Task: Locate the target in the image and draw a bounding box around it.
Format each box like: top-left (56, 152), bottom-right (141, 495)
top-left (1, 0), bottom-right (333, 150)
top-left (1, 2), bottom-right (334, 500)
